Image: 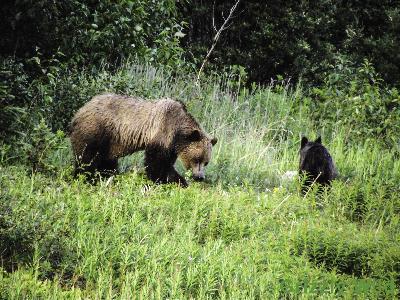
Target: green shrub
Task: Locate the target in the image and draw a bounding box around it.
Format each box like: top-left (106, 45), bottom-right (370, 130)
top-left (0, 58), bottom-right (30, 140)
top-left (1, 1), bottom-right (186, 69)
top-left (308, 58), bottom-right (400, 146)
top-left (19, 119), bottom-right (67, 173)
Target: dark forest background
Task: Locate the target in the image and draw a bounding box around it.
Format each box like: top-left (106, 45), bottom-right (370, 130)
top-left (183, 1), bottom-right (400, 85)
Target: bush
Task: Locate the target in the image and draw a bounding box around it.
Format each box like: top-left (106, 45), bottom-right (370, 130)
top-left (0, 58), bottom-right (30, 140)
top-left (19, 119), bottom-right (67, 173)
top-left (0, 55), bottom-right (67, 143)
top-left (1, 1), bottom-right (186, 69)
top-left (307, 58), bottom-right (400, 146)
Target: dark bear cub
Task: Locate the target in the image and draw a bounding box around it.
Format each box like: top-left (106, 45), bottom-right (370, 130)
top-left (299, 136), bottom-right (337, 193)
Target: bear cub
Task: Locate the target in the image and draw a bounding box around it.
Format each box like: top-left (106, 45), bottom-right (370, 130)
top-left (299, 136), bottom-right (337, 192)
top-left (69, 93), bottom-right (217, 187)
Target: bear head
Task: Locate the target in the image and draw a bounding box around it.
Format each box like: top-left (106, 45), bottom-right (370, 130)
top-left (300, 135), bottom-right (321, 152)
top-left (299, 136), bottom-right (322, 166)
top-left (177, 129), bottom-right (217, 182)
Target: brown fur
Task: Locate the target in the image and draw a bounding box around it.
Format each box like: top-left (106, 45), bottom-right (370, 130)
top-left (69, 93), bottom-right (217, 186)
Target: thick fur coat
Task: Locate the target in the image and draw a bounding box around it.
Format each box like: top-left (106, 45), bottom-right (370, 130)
top-left (299, 136), bottom-right (337, 192)
top-left (69, 94), bottom-right (217, 186)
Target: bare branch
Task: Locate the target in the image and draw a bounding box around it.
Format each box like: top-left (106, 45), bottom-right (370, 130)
top-left (212, 1), bottom-right (217, 32)
top-left (196, 0), bottom-right (241, 84)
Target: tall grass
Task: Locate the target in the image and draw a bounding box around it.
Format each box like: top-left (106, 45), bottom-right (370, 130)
top-left (49, 62), bottom-right (310, 189)
top-left (0, 62), bottom-right (399, 299)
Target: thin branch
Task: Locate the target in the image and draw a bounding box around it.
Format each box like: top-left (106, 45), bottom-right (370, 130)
top-left (196, 0), bottom-right (241, 84)
top-left (212, 1), bottom-right (217, 32)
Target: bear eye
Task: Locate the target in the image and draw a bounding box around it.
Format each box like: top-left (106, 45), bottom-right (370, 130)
top-left (205, 162), bottom-right (209, 166)
top-left (194, 157), bottom-right (203, 164)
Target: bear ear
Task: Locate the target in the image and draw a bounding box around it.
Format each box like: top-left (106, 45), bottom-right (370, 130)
top-left (211, 137), bottom-right (218, 146)
top-left (315, 136), bottom-right (322, 144)
top-left (301, 136), bottom-right (308, 148)
top-left (187, 129), bottom-right (201, 141)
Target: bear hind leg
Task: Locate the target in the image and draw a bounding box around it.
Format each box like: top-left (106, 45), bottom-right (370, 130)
top-left (73, 146), bottom-right (99, 178)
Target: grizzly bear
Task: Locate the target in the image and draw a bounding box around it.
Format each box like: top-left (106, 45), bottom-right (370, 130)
top-left (69, 93), bottom-right (217, 187)
top-left (299, 136), bottom-right (337, 193)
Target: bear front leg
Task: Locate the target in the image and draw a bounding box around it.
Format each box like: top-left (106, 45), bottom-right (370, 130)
top-left (164, 167), bottom-right (188, 188)
top-left (144, 148), bottom-right (188, 187)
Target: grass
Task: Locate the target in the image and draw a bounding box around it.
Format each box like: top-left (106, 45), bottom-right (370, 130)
top-left (0, 63), bottom-right (399, 299)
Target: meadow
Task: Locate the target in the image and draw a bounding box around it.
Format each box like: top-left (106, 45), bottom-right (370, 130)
top-left (1, 64), bottom-right (399, 299)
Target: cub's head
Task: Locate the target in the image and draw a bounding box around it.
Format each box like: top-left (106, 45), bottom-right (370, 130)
top-left (299, 136), bottom-right (321, 163)
top-left (178, 129), bottom-right (217, 182)
top-left (300, 136), bottom-right (321, 152)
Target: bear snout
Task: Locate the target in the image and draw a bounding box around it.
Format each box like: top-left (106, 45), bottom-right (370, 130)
top-left (192, 170), bottom-right (206, 181)
top-left (192, 173), bottom-right (205, 181)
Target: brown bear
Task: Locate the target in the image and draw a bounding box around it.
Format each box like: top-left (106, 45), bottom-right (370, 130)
top-left (69, 93), bottom-right (217, 187)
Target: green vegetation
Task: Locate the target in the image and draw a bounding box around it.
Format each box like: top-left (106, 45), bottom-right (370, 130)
top-left (1, 64), bottom-right (400, 298)
top-left (1, 1), bottom-right (399, 298)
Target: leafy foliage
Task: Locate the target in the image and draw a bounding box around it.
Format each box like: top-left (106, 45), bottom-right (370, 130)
top-left (20, 119), bottom-right (66, 173)
top-left (308, 58), bottom-right (400, 146)
top-left (0, 58), bottom-right (30, 139)
top-left (182, 0), bottom-right (400, 85)
top-left (1, 0), bottom-right (186, 68)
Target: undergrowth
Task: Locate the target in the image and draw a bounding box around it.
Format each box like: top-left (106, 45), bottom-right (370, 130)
top-left (0, 63), bottom-right (399, 299)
